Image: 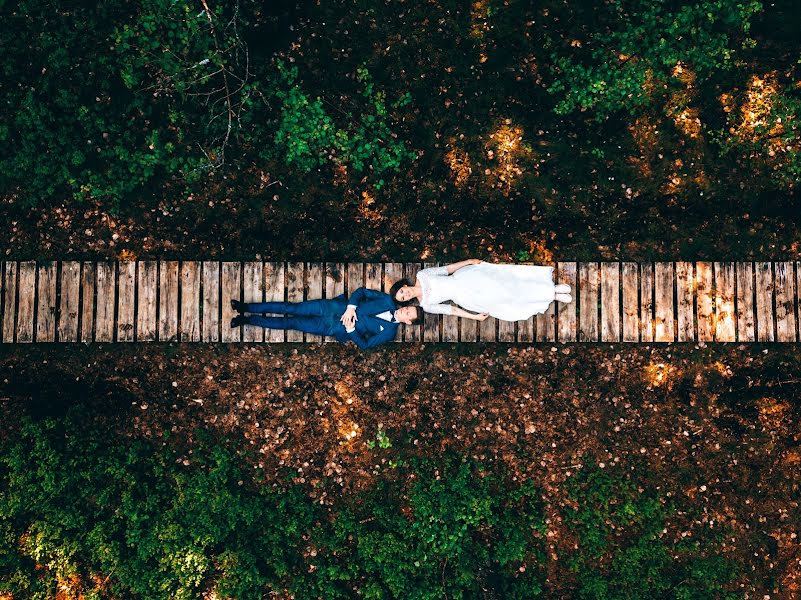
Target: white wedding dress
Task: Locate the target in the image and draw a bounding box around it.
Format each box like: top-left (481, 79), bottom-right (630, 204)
top-left (416, 262), bottom-right (557, 321)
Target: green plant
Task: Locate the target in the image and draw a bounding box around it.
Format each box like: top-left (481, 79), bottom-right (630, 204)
top-left (271, 60), bottom-right (416, 188)
top-left (563, 461), bottom-right (741, 599)
top-left (546, 0), bottom-right (762, 119)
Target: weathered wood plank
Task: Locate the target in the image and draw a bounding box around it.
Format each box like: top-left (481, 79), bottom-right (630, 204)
top-left (601, 262), bottom-right (620, 342)
top-left (557, 262), bottom-right (577, 342)
top-left (696, 262), bottom-right (714, 342)
top-left (221, 262), bottom-right (241, 343)
top-left (423, 263), bottom-right (441, 342)
top-left (384, 262), bottom-right (404, 342)
top-left (621, 262), bottom-right (639, 342)
top-left (0, 263), bottom-right (3, 340)
top-left (15, 261), bottom-right (36, 343)
top-left (536, 269), bottom-right (556, 343)
top-left (58, 261), bottom-right (81, 342)
top-left (773, 261), bottom-right (796, 342)
top-left (158, 261), bottom-right (179, 342)
top-left (2, 262), bottom-right (16, 343)
top-left (285, 262), bottom-right (305, 342)
top-left (324, 263), bottom-right (345, 342)
top-left (242, 261), bottom-right (264, 343)
top-left (305, 262), bottom-right (323, 343)
top-left (714, 262), bottom-right (736, 342)
top-left (654, 262), bottom-right (675, 343)
top-left (517, 313), bottom-right (535, 343)
top-left (35, 262), bottom-right (57, 342)
top-left (264, 262), bottom-right (285, 343)
top-left (438, 262), bottom-right (462, 343)
top-left (116, 261), bottom-right (136, 342)
top-left (640, 263), bottom-right (654, 342)
top-left (578, 262), bottom-right (599, 342)
top-left (79, 262), bottom-right (95, 343)
top-left (754, 261), bottom-right (775, 342)
top-left (135, 261), bottom-right (157, 342)
top-left (735, 262), bottom-right (756, 342)
top-left (201, 261), bottom-right (220, 342)
top-left (180, 261), bottom-right (200, 342)
top-left (95, 261), bottom-right (116, 342)
top-left (675, 261), bottom-right (695, 343)
top-left (404, 263), bottom-right (423, 342)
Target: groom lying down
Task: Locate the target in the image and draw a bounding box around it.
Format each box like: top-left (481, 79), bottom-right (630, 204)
top-left (230, 286), bottom-right (423, 349)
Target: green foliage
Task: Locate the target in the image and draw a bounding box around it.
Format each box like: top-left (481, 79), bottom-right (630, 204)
top-left (546, 0), bottom-right (762, 119)
top-left (563, 462), bottom-right (741, 599)
top-left (0, 0), bottom-right (262, 210)
top-left (301, 458), bottom-right (547, 599)
top-left (712, 76), bottom-right (801, 187)
top-left (272, 61), bottom-right (416, 188)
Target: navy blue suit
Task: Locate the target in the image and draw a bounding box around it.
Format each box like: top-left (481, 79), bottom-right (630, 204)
top-left (241, 287), bottom-right (398, 349)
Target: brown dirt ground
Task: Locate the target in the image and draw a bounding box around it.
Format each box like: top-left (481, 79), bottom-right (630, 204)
top-left (1, 342), bottom-right (799, 596)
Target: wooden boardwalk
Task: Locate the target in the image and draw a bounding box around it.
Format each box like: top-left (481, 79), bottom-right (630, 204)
top-left (0, 261), bottom-right (798, 343)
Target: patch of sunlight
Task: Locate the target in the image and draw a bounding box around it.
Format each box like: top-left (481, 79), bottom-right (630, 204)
top-left (445, 145), bottom-right (472, 188)
top-left (643, 362), bottom-right (678, 388)
top-left (357, 190), bottom-right (384, 224)
top-left (485, 121), bottom-right (534, 194)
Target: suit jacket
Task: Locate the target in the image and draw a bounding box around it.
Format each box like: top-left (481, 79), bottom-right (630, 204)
top-left (333, 287), bottom-right (399, 349)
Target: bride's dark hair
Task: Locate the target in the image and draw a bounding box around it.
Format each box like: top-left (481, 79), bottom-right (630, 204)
top-left (389, 278), bottom-right (414, 306)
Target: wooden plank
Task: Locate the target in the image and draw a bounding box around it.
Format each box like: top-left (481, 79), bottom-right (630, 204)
top-left (755, 261), bottom-right (775, 342)
top-left (35, 261), bottom-right (57, 342)
top-left (536, 287), bottom-right (556, 342)
top-left (423, 263), bottom-right (441, 342)
top-left (621, 262), bottom-right (639, 342)
top-left (437, 262), bottom-right (461, 342)
top-left (79, 262), bottom-right (95, 343)
top-left (640, 263), bottom-right (654, 342)
top-left (736, 262), bottom-right (756, 342)
top-left (201, 261), bottom-right (220, 342)
top-left (180, 261), bottom-right (200, 342)
top-left (325, 263), bottom-right (345, 342)
top-left (95, 261), bottom-right (116, 342)
top-left (774, 262), bottom-right (796, 342)
top-left (578, 262), bottom-right (599, 342)
top-left (264, 262), bottom-right (286, 343)
top-left (306, 262), bottom-right (323, 342)
top-left (696, 262), bottom-right (714, 342)
top-left (600, 262), bottom-right (620, 342)
top-left (557, 262), bottom-right (577, 342)
top-left (116, 261), bottom-right (136, 342)
top-left (15, 261), bottom-right (35, 343)
top-left (384, 262), bottom-right (405, 342)
top-left (221, 262), bottom-right (241, 343)
top-left (714, 262), bottom-right (736, 342)
top-left (58, 261), bottom-right (81, 342)
top-left (2, 262), bottom-right (16, 343)
top-left (136, 261), bottom-right (158, 342)
top-left (158, 261), bottom-right (179, 342)
top-left (404, 263), bottom-right (423, 342)
top-left (517, 313), bottom-right (535, 343)
top-left (675, 261), bottom-right (695, 342)
top-left (285, 262), bottom-right (305, 342)
top-left (654, 262), bottom-right (675, 343)
top-left (243, 261), bottom-right (264, 343)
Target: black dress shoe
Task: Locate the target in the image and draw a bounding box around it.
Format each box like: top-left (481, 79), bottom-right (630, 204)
top-left (230, 299), bottom-right (247, 313)
top-left (230, 315), bottom-right (247, 328)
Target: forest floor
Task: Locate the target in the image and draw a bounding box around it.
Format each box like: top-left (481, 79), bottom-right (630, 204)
top-left (1, 342), bottom-right (799, 596)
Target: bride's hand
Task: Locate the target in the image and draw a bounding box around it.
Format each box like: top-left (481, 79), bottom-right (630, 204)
top-left (470, 258), bottom-right (481, 265)
top-left (476, 313), bottom-right (489, 321)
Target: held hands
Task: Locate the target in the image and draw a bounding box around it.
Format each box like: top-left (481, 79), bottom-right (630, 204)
top-left (340, 306), bottom-right (358, 329)
top-left (475, 312), bottom-right (490, 321)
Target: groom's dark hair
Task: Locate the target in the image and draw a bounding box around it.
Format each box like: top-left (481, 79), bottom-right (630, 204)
top-left (410, 306), bottom-right (424, 324)
top-left (389, 278), bottom-right (414, 306)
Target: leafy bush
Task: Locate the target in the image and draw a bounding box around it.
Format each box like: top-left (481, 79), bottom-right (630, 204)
top-left (0, 0), bottom-right (261, 210)
top-left (563, 462), bottom-right (741, 599)
top-left (271, 61), bottom-right (416, 188)
top-left (546, 0), bottom-right (762, 119)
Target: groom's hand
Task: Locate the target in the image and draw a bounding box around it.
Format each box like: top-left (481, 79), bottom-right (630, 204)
top-left (340, 306), bottom-right (358, 329)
